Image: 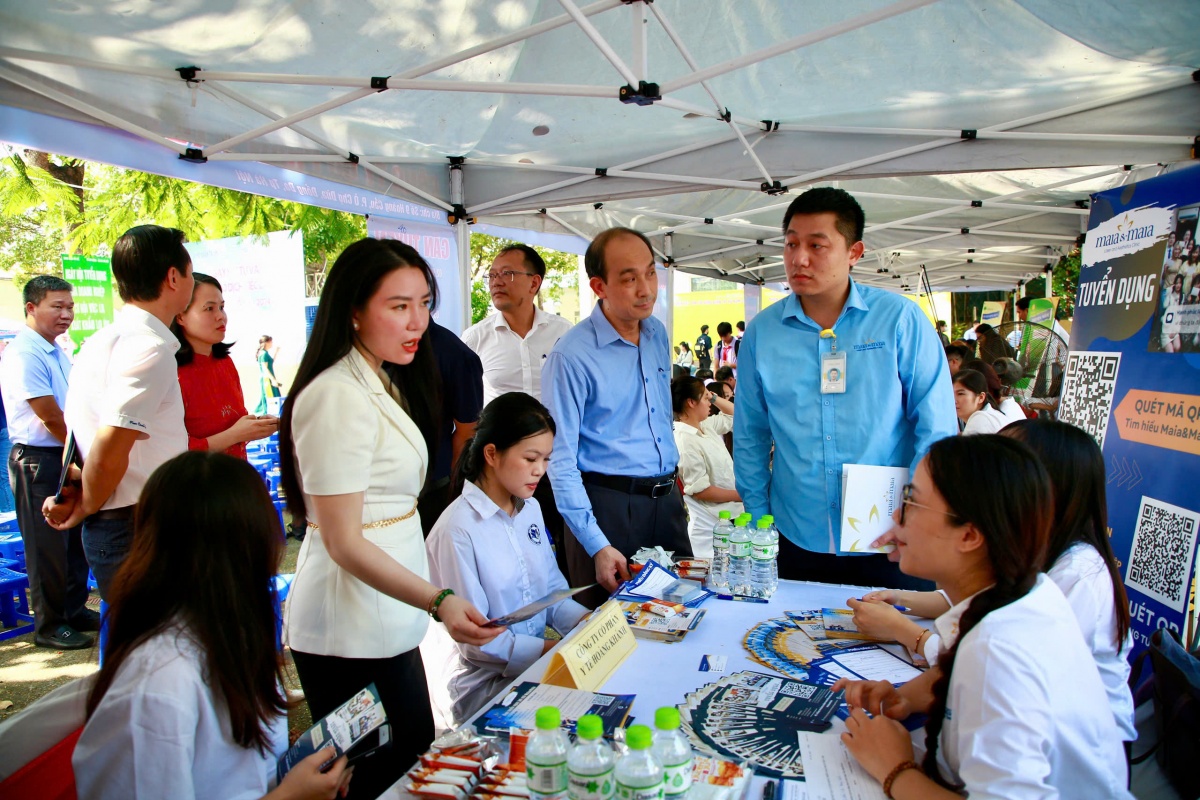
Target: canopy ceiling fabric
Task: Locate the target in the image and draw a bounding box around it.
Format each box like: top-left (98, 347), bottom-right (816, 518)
top-left (1, 0), bottom-right (1197, 292)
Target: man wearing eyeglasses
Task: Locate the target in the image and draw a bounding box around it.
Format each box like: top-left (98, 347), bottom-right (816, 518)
top-left (463, 244), bottom-right (573, 574)
top-left (734, 188), bottom-right (956, 590)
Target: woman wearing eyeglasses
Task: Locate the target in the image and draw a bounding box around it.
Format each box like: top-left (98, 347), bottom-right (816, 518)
top-left (835, 434), bottom-right (1130, 799)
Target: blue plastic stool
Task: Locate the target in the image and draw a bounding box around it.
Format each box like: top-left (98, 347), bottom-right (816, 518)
top-left (0, 511), bottom-right (19, 532)
top-left (97, 599), bottom-right (109, 667)
top-left (274, 500), bottom-right (287, 540)
top-left (0, 534), bottom-right (25, 571)
top-left (273, 573), bottom-right (295, 651)
top-left (0, 568), bottom-right (34, 641)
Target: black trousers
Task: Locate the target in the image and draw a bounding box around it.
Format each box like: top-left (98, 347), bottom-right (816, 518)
top-left (8, 444), bottom-right (89, 638)
top-left (563, 478), bottom-right (692, 608)
top-left (418, 477), bottom-right (454, 539)
top-left (776, 535), bottom-right (934, 591)
top-left (291, 647), bottom-right (435, 800)
top-left (533, 474), bottom-right (571, 581)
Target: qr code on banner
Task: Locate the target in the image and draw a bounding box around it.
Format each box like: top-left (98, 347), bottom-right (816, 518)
top-left (1058, 351), bottom-right (1122, 448)
top-left (1126, 496), bottom-right (1200, 613)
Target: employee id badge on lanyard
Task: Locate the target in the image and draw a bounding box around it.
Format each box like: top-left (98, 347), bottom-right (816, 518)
top-left (820, 329), bottom-right (846, 394)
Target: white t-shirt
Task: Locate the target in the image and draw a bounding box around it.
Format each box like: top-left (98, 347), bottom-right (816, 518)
top-left (426, 482), bottom-right (588, 724)
top-left (461, 308), bottom-right (571, 405)
top-left (64, 306), bottom-right (186, 510)
top-left (932, 575), bottom-right (1131, 799)
top-left (285, 348), bottom-right (430, 658)
top-left (1047, 542), bottom-right (1135, 740)
top-left (73, 624), bottom-right (287, 800)
top-left (673, 414), bottom-right (742, 558)
top-left (962, 404), bottom-right (1008, 435)
top-left (996, 397), bottom-right (1027, 428)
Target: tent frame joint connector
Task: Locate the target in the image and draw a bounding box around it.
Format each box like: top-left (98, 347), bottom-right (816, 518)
top-left (619, 81), bottom-right (661, 105)
top-left (960, 129), bottom-right (977, 140)
top-left (760, 180), bottom-right (786, 195)
top-left (176, 66), bottom-right (201, 82)
top-left (179, 147), bottom-right (207, 163)
top-left (370, 77), bottom-right (389, 91)
top-left (595, 167), bottom-right (608, 177)
top-left (346, 153), bottom-right (359, 164)
top-left (760, 120), bottom-right (779, 132)
top-left (448, 204), bottom-right (474, 226)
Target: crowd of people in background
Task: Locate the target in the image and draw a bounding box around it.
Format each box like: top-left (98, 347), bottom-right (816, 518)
top-left (0, 186), bottom-right (1136, 800)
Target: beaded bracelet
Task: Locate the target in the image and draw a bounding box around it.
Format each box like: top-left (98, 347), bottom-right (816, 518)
top-left (428, 588), bottom-right (454, 622)
top-left (882, 760), bottom-right (920, 799)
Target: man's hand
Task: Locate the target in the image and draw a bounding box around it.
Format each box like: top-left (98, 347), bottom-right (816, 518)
top-left (594, 546), bottom-right (630, 593)
top-left (42, 483), bottom-right (86, 531)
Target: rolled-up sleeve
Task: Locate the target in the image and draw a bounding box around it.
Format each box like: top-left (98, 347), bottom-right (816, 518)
top-left (676, 435), bottom-right (712, 496)
top-left (543, 352), bottom-right (608, 556)
top-left (99, 333), bottom-right (177, 436)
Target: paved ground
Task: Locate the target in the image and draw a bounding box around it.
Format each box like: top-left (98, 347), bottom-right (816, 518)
top-left (0, 536), bottom-right (312, 738)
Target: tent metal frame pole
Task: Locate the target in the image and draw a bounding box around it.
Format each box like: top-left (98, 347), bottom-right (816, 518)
top-left (543, 210), bottom-right (594, 243)
top-left (645, 2), bottom-right (775, 185)
top-left (467, 131), bottom-right (741, 214)
top-left (782, 136), bottom-right (962, 188)
top-left (631, 1), bottom-right (648, 82)
top-left (648, 199), bottom-right (794, 238)
top-left (202, 88), bottom-right (376, 156)
top-left (775, 122), bottom-right (1193, 147)
top-left (450, 162), bottom-right (471, 331)
top-left (0, 65), bottom-right (188, 156)
top-left (849, 190), bottom-right (1091, 216)
top-left (887, 223), bottom-right (1075, 242)
top-left (204, 82), bottom-right (353, 158)
top-left (659, 0), bottom-right (939, 94)
top-left (554, 0), bottom-right (639, 85)
top-left (864, 166), bottom-right (1128, 235)
top-left (0, 46), bottom-right (175, 79)
top-left (206, 154), bottom-right (347, 162)
top-left (358, 159), bottom-right (454, 212)
top-left (883, 211), bottom-right (1063, 250)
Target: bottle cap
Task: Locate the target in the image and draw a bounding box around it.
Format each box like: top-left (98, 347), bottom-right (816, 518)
top-left (737, 513), bottom-right (752, 525)
top-left (757, 519), bottom-right (770, 528)
top-left (762, 515), bottom-right (774, 523)
top-left (626, 724), bottom-right (652, 750)
top-left (654, 707), bottom-right (680, 730)
top-left (718, 510), bottom-right (731, 519)
top-left (535, 706), bottom-right (561, 730)
top-left (576, 714), bottom-right (603, 740)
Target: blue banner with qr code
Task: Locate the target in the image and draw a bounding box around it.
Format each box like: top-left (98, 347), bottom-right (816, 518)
top-left (1065, 163), bottom-right (1200, 661)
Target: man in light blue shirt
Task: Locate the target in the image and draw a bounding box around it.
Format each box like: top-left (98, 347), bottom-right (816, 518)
top-left (734, 188), bottom-right (956, 589)
top-left (0, 275), bottom-right (96, 648)
top-left (543, 228), bottom-right (690, 602)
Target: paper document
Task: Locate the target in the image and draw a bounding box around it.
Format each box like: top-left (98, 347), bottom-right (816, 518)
top-left (619, 559), bottom-right (680, 598)
top-left (795, 733), bottom-right (888, 800)
top-left (484, 584), bottom-right (596, 627)
top-left (839, 464), bottom-right (908, 553)
top-left (828, 648), bottom-right (922, 685)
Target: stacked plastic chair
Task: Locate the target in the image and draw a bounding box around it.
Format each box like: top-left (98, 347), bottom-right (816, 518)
top-left (0, 511), bottom-right (34, 642)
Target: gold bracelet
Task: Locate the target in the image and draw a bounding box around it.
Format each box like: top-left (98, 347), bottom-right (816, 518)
top-left (882, 760), bottom-right (920, 799)
top-left (914, 628), bottom-right (927, 654)
top-left (307, 505), bottom-right (416, 531)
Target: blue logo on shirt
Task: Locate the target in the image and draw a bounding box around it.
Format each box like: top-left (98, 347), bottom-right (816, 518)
top-left (852, 339), bottom-right (886, 352)
top-left (528, 524), bottom-right (542, 545)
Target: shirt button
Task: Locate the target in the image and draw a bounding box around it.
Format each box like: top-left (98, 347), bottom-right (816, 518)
top-left (823, 400), bottom-right (830, 406)
top-left (825, 435), bottom-right (832, 440)
top-left (830, 502), bottom-right (837, 509)
top-left (651, 408), bottom-right (655, 413)
top-left (827, 469), bottom-right (833, 474)
top-left (657, 437), bottom-right (661, 442)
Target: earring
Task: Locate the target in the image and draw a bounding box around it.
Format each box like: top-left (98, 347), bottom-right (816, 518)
top-left (353, 322), bottom-right (360, 330)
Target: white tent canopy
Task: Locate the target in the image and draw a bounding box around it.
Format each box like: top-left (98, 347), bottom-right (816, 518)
top-left (1, 0), bottom-right (1196, 293)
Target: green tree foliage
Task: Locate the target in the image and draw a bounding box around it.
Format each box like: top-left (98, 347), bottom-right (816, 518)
top-left (1023, 249), bottom-right (1080, 319)
top-left (0, 150), bottom-right (365, 290)
top-left (467, 231), bottom-right (577, 325)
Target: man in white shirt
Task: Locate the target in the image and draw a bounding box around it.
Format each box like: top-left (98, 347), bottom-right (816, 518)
top-left (44, 225), bottom-right (193, 599)
top-left (1, 276), bottom-right (96, 649)
top-left (462, 244), bottom-right (572, 574)
top-left (461, 244), bottom-right (571, 405)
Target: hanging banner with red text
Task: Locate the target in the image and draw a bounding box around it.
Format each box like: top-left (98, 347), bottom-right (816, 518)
top-left (367, 217), bottom-right (463, 334)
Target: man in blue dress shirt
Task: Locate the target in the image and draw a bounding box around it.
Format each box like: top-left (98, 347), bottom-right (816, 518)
top-left (543, 228), bottom-right (690, 604)
top-left (734, 188), bottom-right (956, 589)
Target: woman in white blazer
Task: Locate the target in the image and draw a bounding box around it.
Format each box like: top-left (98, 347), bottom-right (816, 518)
top-left (279, 239), bottom-right (501, 799)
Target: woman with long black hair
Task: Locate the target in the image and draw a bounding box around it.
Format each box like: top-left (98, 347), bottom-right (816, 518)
top-left (278, 238), bottom-right (500, 798)
top-left (72, 451), bottom-right (351, 799)
top-left (836, 435), bottom-right (1130, 799)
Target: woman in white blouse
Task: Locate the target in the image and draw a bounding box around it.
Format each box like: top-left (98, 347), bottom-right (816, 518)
top-left (952, 369), bottom-right (1007, 435)
top-left (671, 376), bottom-right (740, 557)
top-left (674, 341), bottom-right (694, 372)
top-left (836, 435), bottom-right (1130, 800)
top-left (853, 420), bottom-right (1135, 741)
top-left (73, 451), bottom-right (350, 800)
top-left (426, 392), bottom-right (589, 724)
top-left (278, 239), bottom-right (500, 798)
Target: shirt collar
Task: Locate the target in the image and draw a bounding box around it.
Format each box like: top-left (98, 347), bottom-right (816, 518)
top-left (781, 278), bottom-right (870, 328)
top-left (589, 301), bottom-right (651, 348)
top-left (119, 305), bottom-right (181, 353)
top-left (16, 325), bottom-right (58, 354)
top-left (344, 346), bottom-right (390, 396)
top-left (933, 584), bottom-right (994, 649)
top-left (493, 307), bottom-right (549, 333)
top-left (462, 480), bottom-right (524, 521)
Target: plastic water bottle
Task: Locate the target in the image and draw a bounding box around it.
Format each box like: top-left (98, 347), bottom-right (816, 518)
top-left (760, 515), bottom-right (780, 597)
top-left (749, 518), bottom-right (778, 599)
top-left (569, 714), bottom-right (615, 800)
top-left (708, 511), bottom-right (732, 591)
top-left (651, 708), bottom-right (692, 799)
top-left (726, 514), bottom-right (752, 595)
top-left (615, 724), bottom-right (664, 800)
top-left (528, 706), bottom-right (570, 800)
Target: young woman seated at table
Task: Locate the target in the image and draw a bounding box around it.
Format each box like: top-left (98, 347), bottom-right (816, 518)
top-left (426, 392), bottom-right (589, 724)
top-left (172, 272), bottom-right (278, 458)
top-left (952, 368), bottom-right (1006, 435)
top-left (850, 420), bottom-right (1134, 742)
top-left (836, 434), bottom-right (1130, 800)
top-left (72, 451), bottom-right (351, 800)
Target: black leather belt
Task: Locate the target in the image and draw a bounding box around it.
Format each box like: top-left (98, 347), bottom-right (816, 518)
top-left (91, 505), bottom-right (134, 521)
top-left (581, 471), bottom-right (676, 499)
